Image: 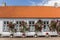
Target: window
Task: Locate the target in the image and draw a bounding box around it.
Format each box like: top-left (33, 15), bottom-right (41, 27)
top-left (43, 21), bottom-right (49, 31)
top-left (44, 25), bottom-right (46, 29)
top-left (29, 21), bottom-right (35, 27)
top-left (43, 21), bottom-right (46, 29)
top-left (29, 21), bottom-right (35, 32)
top-left (16, 21), bottom-right (18, 24)
top-left (44, 21), bottom-right (46, 24)
top-left (15, 21), bottom-right (23, 32)
top-left (3, 21), bottom-right (9, 32)
top-left (43, 21), bottom-right (49, 24)
top-left (4, 21), bottom-right (6, 24)
top-left (47, 21), bottom-right (49, 24)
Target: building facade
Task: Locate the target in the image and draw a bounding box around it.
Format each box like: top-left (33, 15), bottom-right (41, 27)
top-left (0, 6), bottom-right (60, 37)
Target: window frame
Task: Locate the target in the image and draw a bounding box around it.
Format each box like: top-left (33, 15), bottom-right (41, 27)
top-left (3, 21), bottom-right (9, 32)
top-left (15, 21), bottom-right (24, 32)
top-left (29, 21), bottom-right (35, 32)
top-left (43, 21), bottom-right (49, 31)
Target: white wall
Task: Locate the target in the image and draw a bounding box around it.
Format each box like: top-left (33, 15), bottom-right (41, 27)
top-left (0, 18), bottom-right (59, 33)
top-left (0, 20), bottom-right (3, 33)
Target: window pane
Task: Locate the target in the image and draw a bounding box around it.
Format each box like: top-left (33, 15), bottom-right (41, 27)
top-left (47, 21), bottom-right (49, 24)
top-left (4, 21), bottom-right (6, 24)
top-left (44, 25), bottom-right (46, 29)
top-left (15, 25), bottom-right (19, 32)
top-left (44, 21), bottom-right (46, 24)
top-left (19, 21), bottom-right (21, 24)
top-left (29, 26), bottom-right (35, 32)
top-left (16, 21), bottom-right (18, 24)
top-left (7, 21), bottom-right (9, 24)
top-left (3, 25), bottom-right (5, 32)
top-left (16, 24), bottom-right (18, 27)
top-left (29, 25), bottom-right (31, 27)
top-left (32, 25), bottom-right (34, 26)
top-left (32, 21), bottom-right (34, 24)
top-left (29, 21), bottom-right (31, 24)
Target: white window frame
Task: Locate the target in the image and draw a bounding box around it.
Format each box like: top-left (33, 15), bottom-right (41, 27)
top-left (3, 21), bottom-right (9, 32)
top-left (29, 21), bottom-right (35, 32)
top-left (15, 21), bottom-right (24, 32)
top-left (43, 21), bottom-right (49, 32)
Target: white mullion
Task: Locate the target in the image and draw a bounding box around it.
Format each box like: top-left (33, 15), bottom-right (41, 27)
top-left (18, 24), bottom-right (20, 31)
top-left (3, 21), bottom-right (5, 32)
top-left (3, 24), bottom-right (5, 32)
top-left (19, 21), bottom-right (22, 32)
top-left (17, 21), bottom-right (19, 32)
top-left (5, 23), bottom-right (7, 32)
top-left (30, 22), bottom-right (33, 32)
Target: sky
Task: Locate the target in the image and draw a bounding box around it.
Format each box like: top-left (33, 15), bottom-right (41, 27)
top-left (0, 0), bottom-right (48, 6)
top-left (0, 0), bottom-right (60, 6)
top-left (44, 0), bottom-right (60, 6)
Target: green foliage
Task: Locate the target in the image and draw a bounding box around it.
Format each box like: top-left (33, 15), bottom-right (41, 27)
top-left (20, 21), bottom-right (28, 32)
top-left (50, 20), bottom-right (57, 31)
top-left (8, 22), bottom-right (16, 32)
top-left (35, 20), bottom-right (43, 32)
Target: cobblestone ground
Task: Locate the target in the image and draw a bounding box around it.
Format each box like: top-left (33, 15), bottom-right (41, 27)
top-left (0, 37), bottom-right (60, 40)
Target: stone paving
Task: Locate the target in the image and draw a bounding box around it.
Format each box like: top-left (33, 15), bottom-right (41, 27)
top-left (0, 37), bottom-right (60, 40)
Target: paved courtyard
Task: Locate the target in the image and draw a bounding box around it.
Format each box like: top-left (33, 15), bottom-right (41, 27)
top-left (0, 37), bottom-right (60, 40)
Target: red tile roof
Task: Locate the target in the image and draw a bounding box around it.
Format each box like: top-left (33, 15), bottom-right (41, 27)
top-left (0, 6), bottom-right (60, 18)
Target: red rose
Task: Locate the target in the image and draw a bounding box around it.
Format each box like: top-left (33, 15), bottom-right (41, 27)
top-left (46, 33), bottom-right (49, 35)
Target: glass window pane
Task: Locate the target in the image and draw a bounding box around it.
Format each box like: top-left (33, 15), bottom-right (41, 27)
top-left (44, 21), bottom-right (46, 24)
top-left (16, 21), bottom-right (18, 24)
top-left (32, 25), bottom-right (34, 26)
top-left (15, 24), bottom-right (19, 31)
top-left (19, 21), bottom-right (21, 24)
top-left (47, 21), bottom-right (49, 24)
top-left (3, 25), bottom-right (5, 32)
top-left (29, 25), bottom-right (31, 27)
top-left (29, 21), bottom-right (31, 24)
top-left (32, 21), bottom-right (34, 24)
top-left (4, 21), bottom-right (6, 24)
top-left (29, 26), bottom-right (35, 32)
top-left (44, 25), bottom-right (46, 29)
top-left (7, 21), bottom-right (9, 24)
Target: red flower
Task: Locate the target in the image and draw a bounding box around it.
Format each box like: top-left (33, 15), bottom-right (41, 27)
top-left (46, 33), bottom-right (49, 35)
top-left (23, 33), bottom-right (25, 36)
